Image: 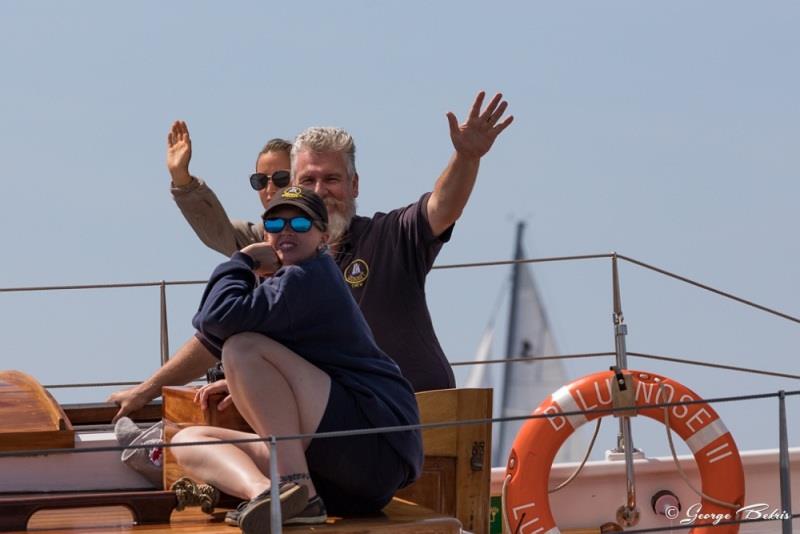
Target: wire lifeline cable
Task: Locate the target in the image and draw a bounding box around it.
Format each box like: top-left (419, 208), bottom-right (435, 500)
top-left (0, 279), bottom-right (206, 293)
top-left (0, 254), bottom-right (612, 293)
top-left (45, 378), bottom-right (206, 389)
top-left (2, 389), bottom-right (797, 460)
top-left (43, 350), bottom-right (800, 389)
top-left (449, 351), bottom-right (800, 380)
top-left (4, 252), bottom-right (798, 328)
top-left (617, 254), bottom-right (800, 325)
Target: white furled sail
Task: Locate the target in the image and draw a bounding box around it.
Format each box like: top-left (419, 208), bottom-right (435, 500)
top-left (464, 321), bottom-right (508, 463)
top-left (464, 325), bottom-right (496, 390)
top-left (492, 222), bottom-right (580, 467)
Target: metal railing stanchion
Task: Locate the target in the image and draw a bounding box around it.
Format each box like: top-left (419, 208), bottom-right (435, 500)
top-left (778, 390), bottom-right (793, 534)
top-left (610, 254), bottom-right (639, 526)
top-left (269, 436), bottom-right (282, 533)
top-left (159, 280), bottom-right (169, 364)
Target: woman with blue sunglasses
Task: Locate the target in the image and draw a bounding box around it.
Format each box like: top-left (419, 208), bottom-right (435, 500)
top-left (171, 186), bottom-right (423, 534)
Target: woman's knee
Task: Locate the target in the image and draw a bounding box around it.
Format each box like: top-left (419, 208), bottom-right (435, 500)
top-left (171, 427), bottom-right (211, 463)
top-left (172, 426), bottom-right (207, 444)
top-left (222, 332), bottom-right (274, 372)
top-left (222, 332), bottom-right (306, 374)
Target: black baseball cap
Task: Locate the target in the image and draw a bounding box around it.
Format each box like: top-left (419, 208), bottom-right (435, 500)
top-left (262, 186), bottom-right (328, 229)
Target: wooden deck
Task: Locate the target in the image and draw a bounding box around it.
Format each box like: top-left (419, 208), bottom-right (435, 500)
top-left (18, 498), bottom-right (461, 533)
top-left (26, 506), bottom-right (223, 533)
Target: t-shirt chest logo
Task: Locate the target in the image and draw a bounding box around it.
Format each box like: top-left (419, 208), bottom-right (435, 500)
top-left (344, 259), bottom-right (370, 288)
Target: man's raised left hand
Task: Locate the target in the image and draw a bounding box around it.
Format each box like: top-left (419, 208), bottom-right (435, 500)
top-left (446, 91), bottom-right (513, 161)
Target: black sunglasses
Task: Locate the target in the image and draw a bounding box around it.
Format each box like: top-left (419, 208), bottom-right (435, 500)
top-left (250, 170), bottom-right (291, 191)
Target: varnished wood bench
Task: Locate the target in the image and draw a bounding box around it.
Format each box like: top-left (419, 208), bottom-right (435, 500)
top-left (162, 386), bottom-right (492, 534)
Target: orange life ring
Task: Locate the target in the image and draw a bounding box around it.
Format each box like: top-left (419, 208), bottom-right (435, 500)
top-left (504, 370), bottom-right (745, 534)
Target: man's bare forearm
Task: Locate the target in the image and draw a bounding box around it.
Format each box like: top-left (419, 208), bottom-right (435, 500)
top-left (428, 152), bottom-right (480, 237)
top-left (136, 336), bottom-right (216, 400)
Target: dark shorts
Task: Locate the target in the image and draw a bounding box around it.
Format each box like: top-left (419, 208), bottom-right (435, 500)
top-left (305, 380), bottom-right (409, 515)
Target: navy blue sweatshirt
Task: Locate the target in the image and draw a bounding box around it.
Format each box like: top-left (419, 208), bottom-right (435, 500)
top-left (192, 251), bottom-right (423, 485)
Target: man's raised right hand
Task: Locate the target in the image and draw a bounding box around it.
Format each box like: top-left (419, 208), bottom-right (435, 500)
top-left (167, 120), bottom-right (193, 187)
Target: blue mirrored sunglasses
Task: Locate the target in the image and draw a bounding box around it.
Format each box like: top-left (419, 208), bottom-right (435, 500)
top-left (263, 216), bottom-right (314, 233)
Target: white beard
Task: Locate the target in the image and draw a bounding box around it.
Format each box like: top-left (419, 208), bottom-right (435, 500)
top-left (326, 197), bottom-right (356, 246)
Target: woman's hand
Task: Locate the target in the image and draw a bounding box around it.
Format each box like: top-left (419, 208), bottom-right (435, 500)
top-left (193, 379), bottom-right (234, 411)
top-left (166, 120), bottom-right (193, 186)
top-left (241, 242), bottom-right (281, 277)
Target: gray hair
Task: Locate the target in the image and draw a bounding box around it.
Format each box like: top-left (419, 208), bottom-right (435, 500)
top-left (291, 127), bottom-right (357, 179)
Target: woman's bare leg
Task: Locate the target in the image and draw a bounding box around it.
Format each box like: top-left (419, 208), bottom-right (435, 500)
top-left (222, 332), bottom-right (332, 498)
top-left (171, 426), bottom-right (271, 499)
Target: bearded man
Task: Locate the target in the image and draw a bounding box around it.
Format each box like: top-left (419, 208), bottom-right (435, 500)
top-left (109, 91), bottom-right (512, 420)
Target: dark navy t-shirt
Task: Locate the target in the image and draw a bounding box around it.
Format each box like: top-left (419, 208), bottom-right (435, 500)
top-left (335, 193), bottom-right (456, 392)
top-left (192, 251), bottom-right (423, 484)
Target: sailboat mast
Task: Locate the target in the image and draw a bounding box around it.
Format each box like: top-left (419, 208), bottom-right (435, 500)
top-left (500, 221), bottom-right (525, 423)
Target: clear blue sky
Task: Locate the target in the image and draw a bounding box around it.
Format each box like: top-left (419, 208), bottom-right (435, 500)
top-left (1, 1), bottom-right (798, 459)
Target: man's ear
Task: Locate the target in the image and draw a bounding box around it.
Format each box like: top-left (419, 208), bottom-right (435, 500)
top-left (351, 173), bottom-right (359, 198)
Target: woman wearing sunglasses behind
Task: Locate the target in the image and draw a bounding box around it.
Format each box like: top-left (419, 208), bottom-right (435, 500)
top-left (171, 186), bottom-right (423, 534)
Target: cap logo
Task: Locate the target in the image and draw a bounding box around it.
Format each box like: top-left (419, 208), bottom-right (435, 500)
top-left (282, 186), bottom-right (303, 199)
top-left (344, 259), bottom-right (369, 288)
